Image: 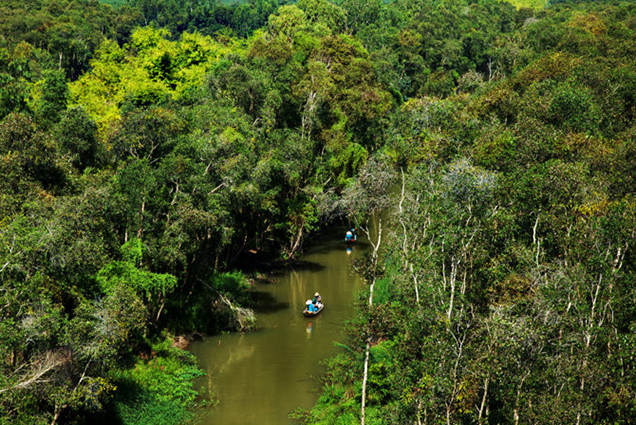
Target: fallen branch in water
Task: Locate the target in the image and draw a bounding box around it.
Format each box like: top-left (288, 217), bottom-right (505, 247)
top-left (218, 293), bottom-right (255, 332)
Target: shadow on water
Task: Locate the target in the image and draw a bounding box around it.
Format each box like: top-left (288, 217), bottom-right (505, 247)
top-left (283, 259), bottom-right (326, 273)
top-left (299, 239), bottom-right (371, 256)
top-left (257, 260), bottom-right (326, 281)
top-left (251, 290), bottom-right (290, 314)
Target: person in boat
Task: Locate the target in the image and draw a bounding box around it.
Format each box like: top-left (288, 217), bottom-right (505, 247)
top-left (312, 292), bottom-right (322, 308)
top-left (345, 229), bottom-right (356, 242)
top-left (306, 299), bottom-right (317, 313)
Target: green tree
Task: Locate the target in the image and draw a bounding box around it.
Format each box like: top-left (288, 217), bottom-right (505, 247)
top-left (96, 238), bottom-right (177, 323)
top-left (55, 106), bottom-right (101, 170)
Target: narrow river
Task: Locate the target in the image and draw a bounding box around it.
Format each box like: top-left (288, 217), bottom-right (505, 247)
top-left (188, 226), bottom-right (368, 424)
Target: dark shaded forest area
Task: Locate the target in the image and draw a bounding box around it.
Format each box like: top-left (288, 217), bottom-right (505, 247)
top-left (1, 0), bottom-right (636, 424)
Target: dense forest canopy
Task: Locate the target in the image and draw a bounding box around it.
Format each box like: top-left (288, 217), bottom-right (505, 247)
top-left (2, 0), bottom-right (636, 424)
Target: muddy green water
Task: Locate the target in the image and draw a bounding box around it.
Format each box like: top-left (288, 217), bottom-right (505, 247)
top-left (188, 227), bottom-right (368, 424)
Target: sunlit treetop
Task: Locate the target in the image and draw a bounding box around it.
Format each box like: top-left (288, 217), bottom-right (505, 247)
top-left (69, 27), bottom-right (245, 138)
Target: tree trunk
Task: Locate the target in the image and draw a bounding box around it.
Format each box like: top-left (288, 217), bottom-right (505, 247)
top-left (361, 340), bottom-right (371, 425)
top-left (361, 217), bottom-right (382, 425)
top-left (478, 376), bottom-right (489, 424)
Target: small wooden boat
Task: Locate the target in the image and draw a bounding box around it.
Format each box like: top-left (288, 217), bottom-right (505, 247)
top-left (303, 304), bottom-right (324, 317)
top-left (344, 230), bottom-right (357, 243)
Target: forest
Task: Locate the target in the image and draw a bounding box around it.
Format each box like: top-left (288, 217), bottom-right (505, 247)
top-left (1, 0), bottom-right (636, 424)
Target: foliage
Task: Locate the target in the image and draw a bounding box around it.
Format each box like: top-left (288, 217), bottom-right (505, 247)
top-left (508, 0), bottom-right (548, 10)
top-left (127, 0), bottom-right (285, 38)
top-left (3, 0), bottom-right (636, 423)
top-left (0, 0), bottom-right (143, 79)
top-left (299, 2), bottom-right (636, 425)
top-left (69, 28), bottom-right (239, 135)
top-left (103, 337), bottom-right (204, 425)
top-left (96, 238), bottom-right (178, 300)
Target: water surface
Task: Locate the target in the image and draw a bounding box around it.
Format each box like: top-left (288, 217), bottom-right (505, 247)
top-left (189, 227), bottom-right (367, 424)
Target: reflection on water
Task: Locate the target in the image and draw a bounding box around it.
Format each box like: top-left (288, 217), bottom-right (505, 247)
top-left (217, 334), bottom-right (256, 375)
top-left (188, 227), bottom-right (366, 425)
top-left (305, 321), bottom-right (314, 338)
